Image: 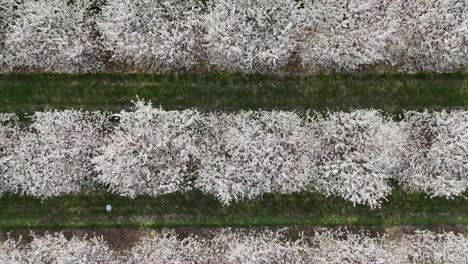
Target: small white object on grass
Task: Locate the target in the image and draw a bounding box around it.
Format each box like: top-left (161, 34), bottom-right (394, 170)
top-left (106, 204), bottom-right (112, 212)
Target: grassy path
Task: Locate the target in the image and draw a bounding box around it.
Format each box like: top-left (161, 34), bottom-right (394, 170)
top-left (0, 73), bottom-right (466, 113)
top-left (1, 187), bottom-right (466, 230)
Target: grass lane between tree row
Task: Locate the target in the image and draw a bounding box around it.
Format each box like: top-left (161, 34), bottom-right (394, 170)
top-left (1, 185), bottom-right (466, 230)
top-left (0, 73), bottom-right (466, 114)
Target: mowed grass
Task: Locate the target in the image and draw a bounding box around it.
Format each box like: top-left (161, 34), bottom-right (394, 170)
top-left (1, 185), bottom-right (467, 230)
top-left (0, 73), bottom-right (466, 114)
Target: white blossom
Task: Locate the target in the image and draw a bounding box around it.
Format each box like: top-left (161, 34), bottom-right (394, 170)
top-left (0, 113), bottom-right (19, 195)
top-left (196, 111), bottom-right (314, 205)
top-left (300, 0), bottom-right (399, 72)
top-left (2, 230), bottom-right (466, 263)
top-left (389, 0), bottom-right (468, 72)
top-left (1, 0), bottom-right (466, 72)
top-left (0, 104), bottom-right (467, 206)
top-left (127, 231), bottom-right (211, 264)
top-left (0, 233), bottom-right (119, 264)
top-left (208, 229), bottom-right (312, 264)
top-left (0, 0), bottom-right (18, 68)
top-left (92, 100), bottom-right (201, 197)
top-left (1, 110), bottom-right (108, 197)
top-left (98, 0), bottom-right (203, 71)
top-left (397, 110), bottom-right (468, 197)
top-left (397, 230), bottom-right (468, 264)
top-left (0, 238), bottom-right (23, 264)
top-left (311, 110), bottom-right (402, 208)
top-left (310, 230), bottom-right (403, 264)
top-left (3, 0), bottom-right (102, 72)
top-left (202, 0), bottom-right (301, 73)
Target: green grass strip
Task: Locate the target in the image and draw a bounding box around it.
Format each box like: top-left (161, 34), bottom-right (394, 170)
top-left (0, 186), bottom-right (466, 230)
top-left (0, 73), bottom-right (466, 114)
top-left (1, 217), bottom-right (467, 231)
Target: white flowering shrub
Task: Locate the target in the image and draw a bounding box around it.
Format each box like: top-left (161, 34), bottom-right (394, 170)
top-left (196, 111), bottom-right (314, 205)
top-left (0, 114), bottom-right (18, 155)
top-left (0, 104), bottom-right (467, 205)
top-left (127, 231), bottom-right (211, 264)
top-left (311, 230), bottom-right (403, 264)
top-left (3, 0), bottom-right (102, 72)
top-left (398, 230), bottom-right (468, 264)
top-left (98, 0), bottom-right (203, 71)
top-left (1, 0), bottom-right (466, 72)
top-left (300, 0), bottom-right (399, 72)
top-left (0, 233), bottom-right (119, 264)
top-left (397, 110), bottom-right (468, 198)
top-left (0, 0), bottom-right (18, 68)
top-left (0, 238), bottom-right (23, 264)
top-left (1, 110), bottom-right (108, 197)
top-left (208, 229), bottom-right (312, 263)
top-left (390, 0), bottom-right (468, 72)
top-left (2, 230), bottom-right (466, 263)
top-left (0, 113), bottom-right (19, 195)
top-left (311, 110), bottom-right (402, 208)
top-left (128, 230), bottom-right (307, 263)
top-left (203, 0), bottom-right (301, 73)
top-left (92, 101), bottom-right (201, 197)
top-left (300, 0), bottom-right (467, 72)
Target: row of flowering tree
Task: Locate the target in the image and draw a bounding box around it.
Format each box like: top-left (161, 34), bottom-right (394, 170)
top-left (1, 101), bottom-right (467, 208)
top-left (1, 0), bottom-right (466, 73)
top-left (1, 229), bottom-right (467, 263)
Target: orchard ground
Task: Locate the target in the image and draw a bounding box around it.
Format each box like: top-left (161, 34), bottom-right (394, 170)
top-left (0, 73), bottom-right (467, 237)
top-left (0, 186), bottom-right (467, 231)
top-left (0, 73), bottom-right (466, 114)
